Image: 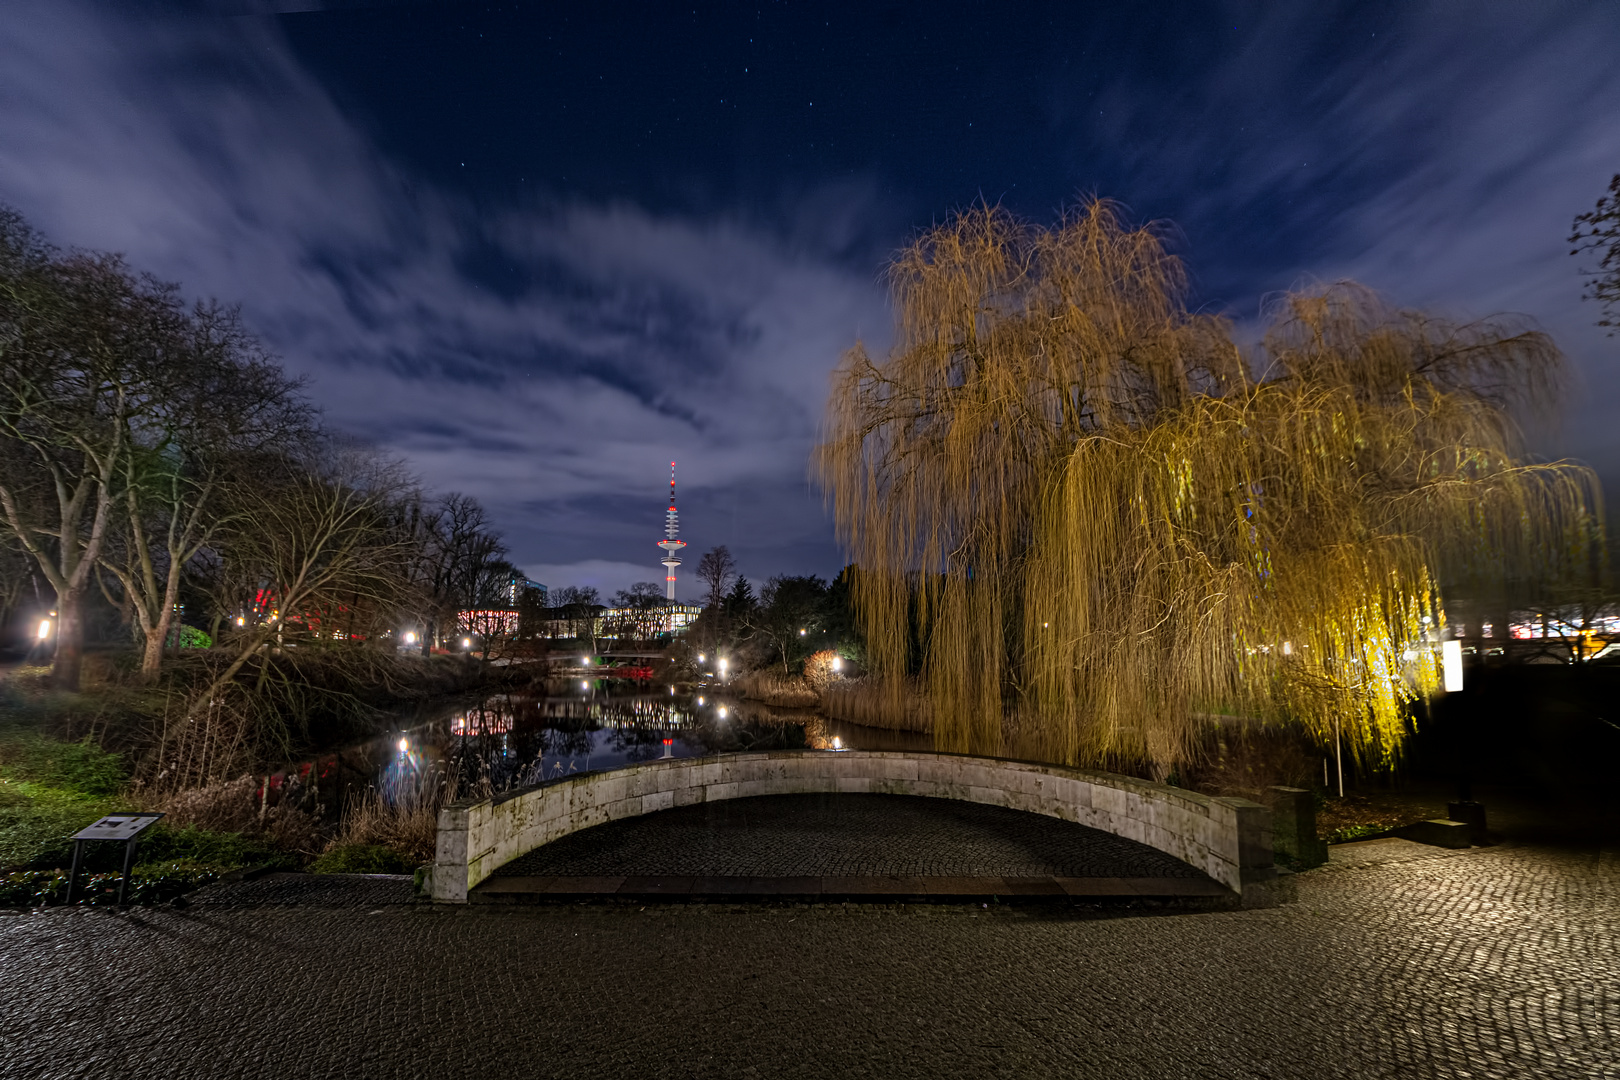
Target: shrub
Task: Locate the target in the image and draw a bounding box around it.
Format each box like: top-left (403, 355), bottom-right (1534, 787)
top-left (177, 625), bottom-right (211, 648)
top-left (308, 844), bottom-right (416, 875)
top-left (0, 863), bottom-right (222, 907)
top-left (135, 824), bottom-right (293, 872)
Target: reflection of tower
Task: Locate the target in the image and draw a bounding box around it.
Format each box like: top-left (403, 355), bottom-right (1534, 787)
top-left (657, 461), bottom-right (687, 602)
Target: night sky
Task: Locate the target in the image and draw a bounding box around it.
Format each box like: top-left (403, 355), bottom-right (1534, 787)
top-left (2, 1), bottom-right (1617, 599)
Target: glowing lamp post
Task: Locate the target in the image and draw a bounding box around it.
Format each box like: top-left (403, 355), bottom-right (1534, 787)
top-left (1441, 639), bottom-right (1464, 693)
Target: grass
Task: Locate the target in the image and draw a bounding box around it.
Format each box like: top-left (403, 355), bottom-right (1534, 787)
top-left (308, 844), bottom-right (416, 875)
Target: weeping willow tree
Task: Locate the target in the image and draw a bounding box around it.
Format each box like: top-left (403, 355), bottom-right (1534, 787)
top-left (814, 201), bottom-right (1602, 773)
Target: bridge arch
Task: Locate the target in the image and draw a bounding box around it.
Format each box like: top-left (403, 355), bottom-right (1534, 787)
top-left (428, 750), bottom-right (1277, 904)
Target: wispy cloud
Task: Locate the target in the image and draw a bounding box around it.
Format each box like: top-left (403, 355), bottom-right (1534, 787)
top-left (1070, 2), bottom-right (1620, 470)
top-left (0, 2), bottom-right (885, 597)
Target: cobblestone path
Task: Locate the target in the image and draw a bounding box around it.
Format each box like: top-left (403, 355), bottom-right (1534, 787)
top-left (494, 793), bottom-right (1204, 879)
top-left (2, 838), bottom-right (1615, 1078)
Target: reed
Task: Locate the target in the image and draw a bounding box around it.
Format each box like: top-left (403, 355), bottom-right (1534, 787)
top-left (730, 670), bottom-right (821, 709)
top-left (821, 677), bottom-right (934, 734)
top-left (327, 763), bottom-right (454, 866)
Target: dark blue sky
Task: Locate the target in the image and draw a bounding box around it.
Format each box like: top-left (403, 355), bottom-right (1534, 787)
top-left (2, 1), bottom-right (1617, 597)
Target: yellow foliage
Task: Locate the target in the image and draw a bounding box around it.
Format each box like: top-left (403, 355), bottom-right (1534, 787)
top-left (815, 201), bottom-right (1602, 771)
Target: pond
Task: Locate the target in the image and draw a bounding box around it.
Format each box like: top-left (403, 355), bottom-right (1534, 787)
top-left (298, 690), bottom-right (932, 810)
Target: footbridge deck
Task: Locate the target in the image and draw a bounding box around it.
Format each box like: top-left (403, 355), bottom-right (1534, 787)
top-left (429, 750), bottom-right (1281, 906)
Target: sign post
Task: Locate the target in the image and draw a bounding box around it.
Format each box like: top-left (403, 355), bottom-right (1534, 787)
top-left (64, 812), bottom-right (165, 907)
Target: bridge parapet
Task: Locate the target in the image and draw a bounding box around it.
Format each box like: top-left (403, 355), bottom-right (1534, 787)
top-left (428, 750), bottom-right (1278, 906)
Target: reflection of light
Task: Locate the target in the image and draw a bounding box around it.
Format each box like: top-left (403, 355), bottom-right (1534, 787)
top-left (581, 656), bottom-right (590, 665)
top-left (36, 619), bottom-right (50, 641)
top-left (1282, 641), bottom-right (1292, 656)
top-left (718, 658), bottom-right (727, 674)
top-left (581, 680), bottom-right (589, 690)
top-left (397, 738), bottom-right (409, 753)
top-left (450, 710), bottom-right (513, 735)
top-left (697, 696), bottom-right (705, 705)
top-left (698, 653), bottom-right (705, 663)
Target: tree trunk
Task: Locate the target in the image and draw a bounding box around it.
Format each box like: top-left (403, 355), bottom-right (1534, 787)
top-left (138, 564), bottom-right (184, 683)
top-left (50, 588), bottom-right (86, 691)
top-left (140, 619), bottom-right (169, 681)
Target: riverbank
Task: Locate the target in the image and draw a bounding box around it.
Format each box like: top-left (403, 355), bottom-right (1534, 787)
top-left (0, 649), bottom-right (541, 904)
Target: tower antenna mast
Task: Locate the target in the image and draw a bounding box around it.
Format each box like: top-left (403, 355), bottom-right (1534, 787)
top-left (656, 461), bottom-right (687, 602)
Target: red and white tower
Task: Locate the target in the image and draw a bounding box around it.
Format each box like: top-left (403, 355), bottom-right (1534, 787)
top-left (657, 462), bottom-right (686, 602)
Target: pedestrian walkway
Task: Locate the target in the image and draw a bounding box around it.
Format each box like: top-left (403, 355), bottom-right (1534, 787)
top-left (3, 829), bottom-right (1614, 1078)
top-left (476, 792), bottom-right (1224, 903)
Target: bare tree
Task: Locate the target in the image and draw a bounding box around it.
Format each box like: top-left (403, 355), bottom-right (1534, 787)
top-left (695, 545), bottom-right (737, 610)
top-left (160, 444), bottom-right (417, 785)
top-left (547, 586), bottom-right (603, 651)
top-left (100, 303), bottom-right (309, 681)
top-left (747, 575), bottom-right (829, 674)
top-left (1571, 173), bottom-right (1620, 335)
top-left (0, 210), bottom-right (186, 689)
top-left (609, 581), bottom-right (668, 642)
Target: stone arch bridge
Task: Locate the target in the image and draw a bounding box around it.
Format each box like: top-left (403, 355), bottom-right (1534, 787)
top-left (429, 750), bottom-right (1283, 905)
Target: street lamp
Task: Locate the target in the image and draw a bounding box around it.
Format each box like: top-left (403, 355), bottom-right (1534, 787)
top-left (36, 618), bottom-right (50, 641)
top-left (1442, 639), bottom-right (1464, 692)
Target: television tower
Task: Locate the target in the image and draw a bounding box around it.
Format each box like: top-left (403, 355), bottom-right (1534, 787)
top-left (657, 461), bottom-right (686, 602)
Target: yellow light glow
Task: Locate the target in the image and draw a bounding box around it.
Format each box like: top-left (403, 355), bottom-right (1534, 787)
top-left (36, 619), bottom-right (50, 641)
top-left (1442, 639), bottom-right (1463, 692)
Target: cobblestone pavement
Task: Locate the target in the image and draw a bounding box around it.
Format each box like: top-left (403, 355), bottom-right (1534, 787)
top-left (2, 837), bottom-right (1616, 1078)
top-left (495, 793), bottom-right (1202, 879)
top-left (189, 873), bottom-right (416, 907)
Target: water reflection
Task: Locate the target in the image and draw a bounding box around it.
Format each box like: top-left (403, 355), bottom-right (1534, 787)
top-left (353, 692), bottom-right (823, 804)
top-left (318, 692), bottom-right (936, 808)
top-left (265, 692), bottom-right (935, 817)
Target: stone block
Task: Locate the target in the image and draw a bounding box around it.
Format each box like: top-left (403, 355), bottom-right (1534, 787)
top-left (967, 784), bottom-right (1005, 807)
top-left (1093, 786), bottom-right (1126, 818)
top-left (1403, 818), bottom-right (1472, 849)
top-left (1265, 786), bottom-right (1328, 868)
